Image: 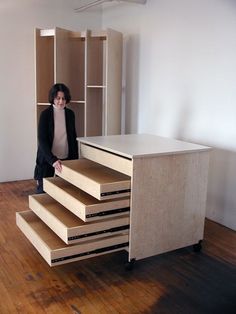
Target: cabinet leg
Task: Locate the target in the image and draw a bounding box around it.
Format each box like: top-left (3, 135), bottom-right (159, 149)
top-left (193, 240), bottom-right (202, 252)
top-left (125, 258), bottom-right (136, 271)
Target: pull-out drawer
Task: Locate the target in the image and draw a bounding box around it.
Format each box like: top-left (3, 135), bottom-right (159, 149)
top-left (43, 177), bottom-right (130, 221)
top-left (80, 143), bottom-right (132, 176)
top-left (29, 194), bottom-right (130, 244)
top-left (56, 159), bottom-right (131, 200)
top-left (16, 211), bottom-right (129, 267)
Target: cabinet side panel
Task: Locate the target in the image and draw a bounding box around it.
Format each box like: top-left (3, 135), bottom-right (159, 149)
top-left (35, 29), bottom-right (54, 103)
top-left (86, 88), bottom-right (103, 136)
top-left (69, 37), bottom-right (85, 101)
top-left (55, 28), bottom-right (85, 137)
top-left (55, 28), bottom-right (71, 86)
top-left (85, 34), bottom-right (104, 136)
top-left (37, 105), bottom-right (50, 128)
top-left (67, 102), bottom-right (85, 138)
top-left (129, 151), bottom-right (209, 260)
top-left (86, 36), bottom-right (103, 85)
top-left (105, 29), bottom-right (122, 135)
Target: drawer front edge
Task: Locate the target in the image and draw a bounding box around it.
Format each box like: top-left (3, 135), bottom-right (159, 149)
top-left (80, 143), bottom-right (132, 176)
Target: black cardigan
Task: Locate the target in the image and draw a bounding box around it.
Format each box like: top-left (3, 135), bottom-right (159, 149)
top-left (34, 105), bottom-right (78, 180)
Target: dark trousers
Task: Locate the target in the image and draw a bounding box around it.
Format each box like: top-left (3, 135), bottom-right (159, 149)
top-left (35, 158), bottom-right (69, 194)
top-left (36, 179), bottom-right (44, 194)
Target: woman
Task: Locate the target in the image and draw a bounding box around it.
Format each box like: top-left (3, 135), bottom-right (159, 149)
top-left (34, 83), bottom-right (78, 193)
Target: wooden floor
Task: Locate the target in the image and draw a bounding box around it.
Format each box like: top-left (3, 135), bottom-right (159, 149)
top-left (0, 180), bottom-right (235, 314)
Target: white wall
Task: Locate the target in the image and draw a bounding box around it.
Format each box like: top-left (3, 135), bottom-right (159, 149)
top-left (0, 0), bottom-right (102, 182)
top-left (102, 0), bottom-right (236, 230)
top-left (1, 0), bottom-right (236, 230)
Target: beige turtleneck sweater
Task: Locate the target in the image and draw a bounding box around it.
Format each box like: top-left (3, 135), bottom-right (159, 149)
top-left (52, 105), bottom-right (68, 159)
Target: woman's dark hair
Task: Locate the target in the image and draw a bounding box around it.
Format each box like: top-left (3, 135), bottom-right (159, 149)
top-left (48, 83), bottom-right (71, 104)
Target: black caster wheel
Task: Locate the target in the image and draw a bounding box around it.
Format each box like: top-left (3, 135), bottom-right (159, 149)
top-left (193, 240), bottom-right (202, 252)
top-left (125, 258), bottom-right (136, 271)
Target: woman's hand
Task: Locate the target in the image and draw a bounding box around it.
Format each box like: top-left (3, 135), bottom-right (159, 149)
top-left (53, 160), bottom-right (62, 173)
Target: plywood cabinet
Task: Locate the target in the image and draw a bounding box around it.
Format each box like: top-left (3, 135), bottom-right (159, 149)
top-left (77, 134), bottom-right (211, 262)
top-left (35, 27), bottom-right (122, 137)
top-left (16, 134), bottom-right (210, 267)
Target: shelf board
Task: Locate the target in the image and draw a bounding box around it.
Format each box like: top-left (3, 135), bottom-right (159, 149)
top-left (37, 103), bottom-right (50, 106)
top-left (87, 85), bottom-right (106, 88)
top-left (70, 100), bottom-right (85, 104)
top-left (37, 101), bottom-right (85, 106)
top-left (40, 29), bottom-right (107, 39)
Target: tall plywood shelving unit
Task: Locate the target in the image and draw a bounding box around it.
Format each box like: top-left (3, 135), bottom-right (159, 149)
top-left (35, 27), bottom-right (123, 137)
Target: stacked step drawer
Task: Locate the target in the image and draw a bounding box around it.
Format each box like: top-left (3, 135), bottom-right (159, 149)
top-left (16, 158), bottom-right (131, 266)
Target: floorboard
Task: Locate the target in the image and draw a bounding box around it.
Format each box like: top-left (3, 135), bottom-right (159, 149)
top-left (0, 179), bottom-right (235, 314)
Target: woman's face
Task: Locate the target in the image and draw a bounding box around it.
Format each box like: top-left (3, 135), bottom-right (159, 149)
top-left (54, 91), bottom-right (66, 109)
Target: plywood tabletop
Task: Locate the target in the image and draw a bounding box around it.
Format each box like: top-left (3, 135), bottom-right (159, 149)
top-left (78, 134), bottom-right (210, 159)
